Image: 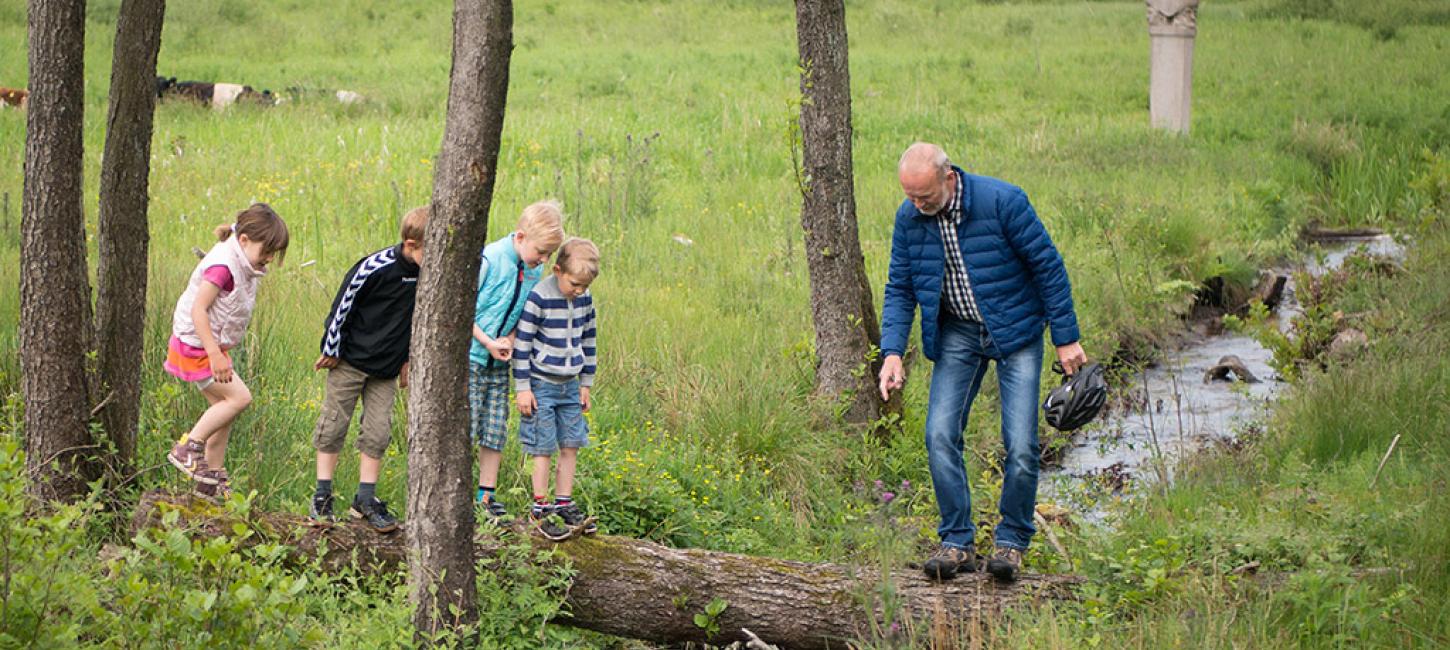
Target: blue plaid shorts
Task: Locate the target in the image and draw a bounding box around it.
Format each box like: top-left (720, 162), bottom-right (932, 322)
top-left (468, 361), bottom-right (511, 450)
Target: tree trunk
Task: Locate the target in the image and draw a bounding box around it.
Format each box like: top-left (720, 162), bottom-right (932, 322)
top-left (95, 0), bottom-right (165, 479)
top-left (407, 0), bottom-right (512, 640)
top-left (132, 491), bottom-right (1084, 650)
top-left (795, 0), bottom-right (891, 427)
top-left (22, 0), bottom-right (100, 502)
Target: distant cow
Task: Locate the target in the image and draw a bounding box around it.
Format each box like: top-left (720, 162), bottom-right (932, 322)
top-left (0, 87), bottom-right (27, 109)
top-left (156, 76), bottom-right (275, 110)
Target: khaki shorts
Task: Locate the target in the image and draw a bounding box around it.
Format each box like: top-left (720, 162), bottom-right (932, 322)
top-left (312, 361), bottom-right (398, 459)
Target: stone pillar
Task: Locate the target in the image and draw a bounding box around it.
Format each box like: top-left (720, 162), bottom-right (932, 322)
top-left (1146, 0), bottom-right (1198, 134)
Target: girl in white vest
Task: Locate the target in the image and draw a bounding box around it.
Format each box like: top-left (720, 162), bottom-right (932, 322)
top-left (164, 203), bottom-right (289, 501)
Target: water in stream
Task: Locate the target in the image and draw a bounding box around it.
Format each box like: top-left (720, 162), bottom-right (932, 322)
top-left (1040, 235), bottom-right (1406, 521)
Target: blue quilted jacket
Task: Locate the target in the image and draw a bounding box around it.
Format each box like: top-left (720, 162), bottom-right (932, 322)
top-left (880, 167), bottom-right (1079, 361)
top-left (470, 233), bottom-right (544, 368)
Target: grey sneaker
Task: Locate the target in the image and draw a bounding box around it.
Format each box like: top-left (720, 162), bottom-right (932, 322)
top-left (168, 439), bottom-right (212, 482)
top-left (555, 502), bottom-right (597, 535)
top-left (350, 496), bottom-right (400, 534)
top-left (923, 545), bottom-right (979, 580)
top-left (987, 546), bottom-right (1024, 582)
top-left (530, 505), bottom-right (572, 541)
top-left (309, 493), bottom-right (336, 526)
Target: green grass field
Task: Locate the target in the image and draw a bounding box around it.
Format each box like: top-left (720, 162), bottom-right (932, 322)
top-left (2, 0), bottom-right (1448, 646)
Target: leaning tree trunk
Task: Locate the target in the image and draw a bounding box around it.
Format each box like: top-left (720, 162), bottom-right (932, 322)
top-left (406, 0), bottom-right (512, 640)
top-left (22, 0), bottom-right (100, 502)
top-left (132, 491), bottom-right (1084, 650)
top-left (795, 0), bottom-right (891, 427)
top-left (95, 0), bottom-right (166, 478)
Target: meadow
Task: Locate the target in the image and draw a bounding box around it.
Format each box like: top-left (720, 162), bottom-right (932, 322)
top-left (1, 0), bottom-right (1448, 646)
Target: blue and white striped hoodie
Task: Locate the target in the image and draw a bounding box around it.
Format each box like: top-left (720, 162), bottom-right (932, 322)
top-left (512, 275), bottom-right (596, 391)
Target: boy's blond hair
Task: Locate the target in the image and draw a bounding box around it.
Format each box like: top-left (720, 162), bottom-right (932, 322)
top-left (555, 237), bottom-right (600, 280)
top-left (518, 200), bottom-right (565, 249)
top-left (401, 205), bottom-right (430, 242)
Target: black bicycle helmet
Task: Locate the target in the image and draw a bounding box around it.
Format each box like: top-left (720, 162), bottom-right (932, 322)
top-left (1042, 361), bottom-right (1107, 431)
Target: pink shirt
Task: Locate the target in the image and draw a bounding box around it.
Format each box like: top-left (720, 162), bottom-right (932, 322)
top-left (202, 264), bottom-right (234, 293)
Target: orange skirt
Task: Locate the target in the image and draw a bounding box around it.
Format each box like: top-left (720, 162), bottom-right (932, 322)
top-left (163, 336), bottom-right (229, 382)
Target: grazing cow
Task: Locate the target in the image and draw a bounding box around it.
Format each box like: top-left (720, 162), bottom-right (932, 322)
top-left (157, 76), bottom-right (275, 110)
top-left (155, 76), bottom-right (177, 97)
top-left (0, 87), bottom-right (27, 109)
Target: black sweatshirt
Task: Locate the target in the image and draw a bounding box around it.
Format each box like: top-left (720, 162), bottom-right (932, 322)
top-left (319, 243), bottom-right (418, 379)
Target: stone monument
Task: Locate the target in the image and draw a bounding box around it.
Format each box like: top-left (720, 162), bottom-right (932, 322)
top-left (1147, 0), bottom-right (1198, 134)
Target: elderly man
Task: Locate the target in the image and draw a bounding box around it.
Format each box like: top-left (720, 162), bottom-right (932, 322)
top-left (879, 142), bottom-right (1086, 582)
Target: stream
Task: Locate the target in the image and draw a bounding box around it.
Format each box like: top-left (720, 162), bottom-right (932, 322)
top-left (1040, 234), bottom-right (1406, 522)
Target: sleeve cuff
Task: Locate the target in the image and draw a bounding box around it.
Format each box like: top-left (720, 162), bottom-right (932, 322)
top-left (1049, 322), bottom-right (1081, 348)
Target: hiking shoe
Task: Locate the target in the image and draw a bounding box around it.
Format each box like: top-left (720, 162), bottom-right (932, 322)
top-left (530, 505), bottom-right (572, 541)
top-left (309, 493), bottom-right (336, 526)
top-left (193, 470), bottom-right (232, 503)
top-left (923, 545), bottom-right (979, 580)
top-left (168, 439), bottom-right (212, 482)
top-left (350, 496), bottom-right (400, 534)
top-left (555, 503), bottom-right (597, 535)
top-left (987, 546), bottom-right (1024, 583)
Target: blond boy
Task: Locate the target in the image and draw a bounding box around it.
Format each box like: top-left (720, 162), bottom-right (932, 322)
top-left (471, 201), bottom-right (567, 517)
top-left (514, 238), bottom-right (600, 539)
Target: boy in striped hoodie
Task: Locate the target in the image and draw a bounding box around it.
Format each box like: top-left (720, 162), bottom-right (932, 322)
top-left (513, 238), bottom-right (600, 540)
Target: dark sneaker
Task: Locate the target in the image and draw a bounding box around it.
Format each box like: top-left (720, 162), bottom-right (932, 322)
top-left (555, 503), bottom-right (597, 535)
top-left (168, 439), bottom-right (212, 482)
top-left (530, 506), bottom-right (572, 541)
top-left (922, 545), bottom-right (979, 580)
top-left (350, 496), bottom-right (400, 534)
top-left (193, 470), bottom-right (232, 503)
top-left (309, 493), bottom-right (336, 526)
top-left (480, 498), bottom-right (509, 520)
top-left (987, 546), bottom-right (1024, 583)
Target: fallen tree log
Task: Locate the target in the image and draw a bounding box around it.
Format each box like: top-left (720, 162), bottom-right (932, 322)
top-left (131, 490), bottom-right (1083, 648)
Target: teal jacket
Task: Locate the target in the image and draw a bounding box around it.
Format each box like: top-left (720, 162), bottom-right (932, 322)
top-left (470, 233), bottom-right (543, 368)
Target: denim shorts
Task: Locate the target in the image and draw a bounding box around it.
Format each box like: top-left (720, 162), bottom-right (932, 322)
top-left (519, 377), bottom-right (589, 456)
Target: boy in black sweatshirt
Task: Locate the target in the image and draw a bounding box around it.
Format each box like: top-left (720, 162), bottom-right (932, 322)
top-left (307, 205), bottom-right (427, 533)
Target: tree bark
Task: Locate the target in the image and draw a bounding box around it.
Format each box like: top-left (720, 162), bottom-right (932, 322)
top-left (22, 0), bottom-right (100, 502)
top-left (132, 491), bottom-right (1084, 650)
top-left (407, 0), bottom-right (512, 640)
top-left (95, 0), bottom-right (166, 478)
top-left (795, 0), bottom-right (891, 427)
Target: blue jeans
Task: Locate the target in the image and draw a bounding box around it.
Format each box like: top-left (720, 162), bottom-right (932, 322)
top-left (925, 317), bottom-right (1043, 551)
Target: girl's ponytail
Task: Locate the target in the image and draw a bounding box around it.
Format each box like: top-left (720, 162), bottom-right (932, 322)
top-left (214, 223), bottom-right (235, 241)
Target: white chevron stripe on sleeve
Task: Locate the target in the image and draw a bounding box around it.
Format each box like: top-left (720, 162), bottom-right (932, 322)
top-left (322, 248), bottom-right (396, 356)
